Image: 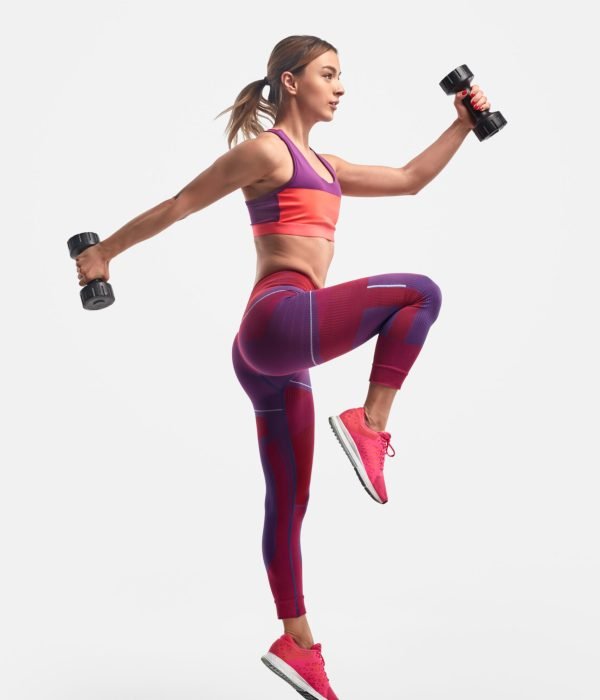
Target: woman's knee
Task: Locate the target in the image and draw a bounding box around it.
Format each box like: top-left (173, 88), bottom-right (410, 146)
top-left (423, 275), bottom-right (442, 322)
top-left (399, 273), bottom-right (442, 321)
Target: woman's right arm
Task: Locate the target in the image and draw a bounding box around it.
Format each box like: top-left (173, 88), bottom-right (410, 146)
top-left (100, 138), bottom-right (277, 260)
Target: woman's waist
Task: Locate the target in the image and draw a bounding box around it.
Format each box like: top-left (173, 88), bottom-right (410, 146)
top-left (253, 249), bottom-right (329, 288)
top-left (244, 268), bottom-right (318, 313)
top-left (254, 247), bottom-right (331, 290)
top-left (252, 268), bottom-right (317, 293)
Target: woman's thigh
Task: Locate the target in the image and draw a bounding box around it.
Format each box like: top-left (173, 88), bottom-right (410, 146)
top-left (236, 272), bottom-right (441, 377)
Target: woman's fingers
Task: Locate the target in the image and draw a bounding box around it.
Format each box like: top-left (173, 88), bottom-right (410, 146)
top-left (75, 252), bottom-right (108, 286)
top-left (470, 85), bottom-right (489, 110)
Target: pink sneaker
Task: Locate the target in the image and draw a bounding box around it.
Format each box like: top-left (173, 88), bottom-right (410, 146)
top-left (328, 406), bottom-right (396, 504)
top-left (261, 632), bottom-right (339, 700)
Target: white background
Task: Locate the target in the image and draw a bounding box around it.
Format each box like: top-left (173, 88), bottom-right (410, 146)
top-left (2, 1), bottom-right (599, 698)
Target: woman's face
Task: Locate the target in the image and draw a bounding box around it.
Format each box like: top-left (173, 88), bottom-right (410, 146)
top-left (283, 50), bottom-right (345, 120)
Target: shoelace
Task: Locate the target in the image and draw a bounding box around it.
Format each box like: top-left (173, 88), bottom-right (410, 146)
top-left (380, 434), bottom-right (396, 462)
top-left (312, 644), bottom-right (329, 682)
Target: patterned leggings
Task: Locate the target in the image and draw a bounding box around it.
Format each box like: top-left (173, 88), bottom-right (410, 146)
top-left (231, 269), bottom-right (442, 619)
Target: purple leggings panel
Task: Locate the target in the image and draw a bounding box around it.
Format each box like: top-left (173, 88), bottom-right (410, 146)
top-left (231, 270), bottom-right (442, 618)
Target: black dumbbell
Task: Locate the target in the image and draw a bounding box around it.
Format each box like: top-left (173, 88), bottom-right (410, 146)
top-left (67, 232), bottom-right (115, 310)
top-left (440, 64), bottom-right (507, 142)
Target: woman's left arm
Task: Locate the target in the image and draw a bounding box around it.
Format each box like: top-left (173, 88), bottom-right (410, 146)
top-left (405, 84), bottom-right (491, 193)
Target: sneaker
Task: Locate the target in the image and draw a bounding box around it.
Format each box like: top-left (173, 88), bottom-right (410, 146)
top-left (261, 632), bottom-right (339, 700)
top-left (328, 406), bottom-right (396, 504)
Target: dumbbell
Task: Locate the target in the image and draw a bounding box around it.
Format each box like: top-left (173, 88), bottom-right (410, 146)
top-left (440, 64), bottom-right (507, 142)
top-left (67, 232), bottom-right (115, 310)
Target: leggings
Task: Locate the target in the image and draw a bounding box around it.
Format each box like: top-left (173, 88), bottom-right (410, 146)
top-left (231, 269), bottom-right (442, 619)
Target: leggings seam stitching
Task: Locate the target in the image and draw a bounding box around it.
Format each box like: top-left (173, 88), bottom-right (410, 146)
top-left (242, 288), bottom-right (289, 320)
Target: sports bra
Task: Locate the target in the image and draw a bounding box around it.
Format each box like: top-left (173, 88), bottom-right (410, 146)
top-left (245, 128), bottom-right (342, 242)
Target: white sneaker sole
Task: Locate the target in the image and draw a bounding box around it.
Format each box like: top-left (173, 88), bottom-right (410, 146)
top-left (328, 414), bottom-right (385, 504)
top-left (261, 651), bottom-right (329, 700)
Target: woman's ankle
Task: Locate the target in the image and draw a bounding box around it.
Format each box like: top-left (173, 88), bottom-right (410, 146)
top-left (363, 406), bottom-right (386, 432)
top-left (282, 614), bottom-right (314, 648)
top-left (287, 632), bottom-right (314, 649)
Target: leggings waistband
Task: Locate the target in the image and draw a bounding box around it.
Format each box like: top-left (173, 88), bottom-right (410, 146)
top-left (248, 270), bottom-right (317, 304)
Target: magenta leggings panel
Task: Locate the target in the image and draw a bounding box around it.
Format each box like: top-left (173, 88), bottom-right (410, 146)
top-left (231, 269), bottom-right (442, 618)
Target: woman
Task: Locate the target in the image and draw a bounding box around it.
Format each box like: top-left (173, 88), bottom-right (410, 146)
top-left (75, 34), bottom-right (490, 700)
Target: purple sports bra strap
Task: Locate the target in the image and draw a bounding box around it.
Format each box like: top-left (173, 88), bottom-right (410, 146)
top-left (266, 128), bottom-right (298, 153)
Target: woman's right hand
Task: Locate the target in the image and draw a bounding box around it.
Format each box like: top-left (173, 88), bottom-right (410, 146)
top-left (75, 243), bottom-right (111, 287)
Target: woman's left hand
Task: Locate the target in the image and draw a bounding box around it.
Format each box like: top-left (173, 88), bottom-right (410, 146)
top-left (454, 85), bottom-right (491, 128)
top-left (75, 243), bottom-right (111, 287)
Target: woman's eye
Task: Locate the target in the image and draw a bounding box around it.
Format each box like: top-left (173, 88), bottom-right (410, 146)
top-left (325, 74), bottom-right (333, 79)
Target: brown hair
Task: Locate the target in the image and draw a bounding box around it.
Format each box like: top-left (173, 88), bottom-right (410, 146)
top-left (214, 34), bottom-right (338, 149)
